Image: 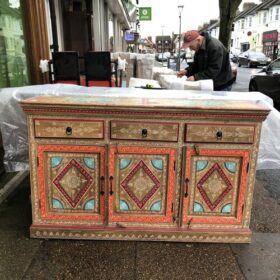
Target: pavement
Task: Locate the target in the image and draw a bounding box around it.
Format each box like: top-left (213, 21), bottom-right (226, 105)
top-left (0, 170), bottom-right (280, 280)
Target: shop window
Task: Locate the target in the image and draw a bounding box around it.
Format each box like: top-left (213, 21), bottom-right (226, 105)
top-left (0, 0), bottom-right (29, 88)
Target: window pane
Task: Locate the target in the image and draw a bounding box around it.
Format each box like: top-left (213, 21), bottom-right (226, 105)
top-left (0, 0), bottom-right (30, 87)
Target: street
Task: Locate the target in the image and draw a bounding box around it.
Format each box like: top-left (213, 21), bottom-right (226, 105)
top-left (232, 64), bottom-right (262, 92)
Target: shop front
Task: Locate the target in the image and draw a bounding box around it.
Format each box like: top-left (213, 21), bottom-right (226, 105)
top-left (262, 30), bottom-right (278, 61)
top-left (0, 0), bottom-right (30, 87)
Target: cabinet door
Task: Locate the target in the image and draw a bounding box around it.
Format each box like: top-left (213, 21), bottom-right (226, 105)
top-left (37, 144), bottom-right (105, 225)
top-left (182, 146), bottom-right (250, 226)
top-left (108, 146), bottom-right (176, 225)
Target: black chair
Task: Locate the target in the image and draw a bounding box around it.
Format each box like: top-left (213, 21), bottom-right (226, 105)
top-left (49, 51), bottom-right (80, 85)
top-left (84, 51), bottom-right (116, 87)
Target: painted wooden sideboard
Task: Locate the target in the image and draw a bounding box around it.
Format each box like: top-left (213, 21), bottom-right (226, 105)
top-left (20, 93), bottom-right (270, 243)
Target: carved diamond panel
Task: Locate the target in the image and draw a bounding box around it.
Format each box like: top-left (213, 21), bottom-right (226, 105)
top-left (53, 159), bottom-right (93, 208)
top-left (197, 163), bottom-right (233, 211)
top-left (121, 160), bottom-right (160, 209)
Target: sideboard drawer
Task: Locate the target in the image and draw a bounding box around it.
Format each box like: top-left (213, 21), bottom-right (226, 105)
top-left (185, 123), bottom-right (255, 143)
top-left (110, 121), bottom-right (179, 142)
top-left (34, 119), bottom-right (104, 139)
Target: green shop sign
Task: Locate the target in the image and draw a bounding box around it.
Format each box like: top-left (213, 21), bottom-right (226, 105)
top-left (139, 7), bottom-right (152, 21)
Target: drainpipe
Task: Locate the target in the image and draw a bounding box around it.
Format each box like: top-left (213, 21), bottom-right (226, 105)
top-left (49, 0), bottom-right (59, 52)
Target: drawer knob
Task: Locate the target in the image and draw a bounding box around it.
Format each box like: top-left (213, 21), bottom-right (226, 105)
top-left (142, 128), bottom-right (148, 138)
top-left (216, 131), bottom-right (223, 140)
top-left (66, 127), bottom-right (72, 135)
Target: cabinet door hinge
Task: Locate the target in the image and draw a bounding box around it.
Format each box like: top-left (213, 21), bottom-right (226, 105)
top-left (173, 160), bottom-right (176, 171)
top-left (242, 204), bottom-right (244, 214)
top-left (247, 162), bottom-right (250, 173)
top-left (171, 203), bottom-right (174, 213)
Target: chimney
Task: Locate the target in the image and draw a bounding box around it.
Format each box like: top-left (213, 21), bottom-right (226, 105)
top-left (242, 2), bottom-right (258, 11)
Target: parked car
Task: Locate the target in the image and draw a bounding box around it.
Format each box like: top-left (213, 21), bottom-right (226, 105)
top-left (237, 51), bottom-right (271, 68)
top-left (156, 52), bottom-right (171, 62)
top-left (249, 58), bottom-right (280, 110)
top-left (230, 53), bottom-right (238, 63)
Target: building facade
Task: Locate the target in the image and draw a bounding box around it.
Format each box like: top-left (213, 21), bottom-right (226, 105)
top-left (0, 0), bottom-right (134, 87)
top-left (204, 0), bottom-right (280, 60)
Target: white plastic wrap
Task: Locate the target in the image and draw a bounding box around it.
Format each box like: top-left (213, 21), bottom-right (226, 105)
top-left (155, 74), bottom-right (214, 91)
top-left (136, 54), bottom-right (155, 80)
top-left (128, 78), bottom-right (161, 88)
top-left (0, 84), bottom-right (279, 172)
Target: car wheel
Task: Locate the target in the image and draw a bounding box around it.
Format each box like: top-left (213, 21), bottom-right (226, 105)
top-left (249, 80), bottom-right (258, 91)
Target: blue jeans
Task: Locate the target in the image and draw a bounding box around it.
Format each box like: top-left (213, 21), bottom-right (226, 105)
top-left (216, 85), bottom-right (232, 91)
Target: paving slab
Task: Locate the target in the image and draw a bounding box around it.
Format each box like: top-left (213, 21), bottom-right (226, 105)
top-left (231, 233), bottom-right (280, 280)
top-left (0, 176), bottom-right (32, 231)
top-left (0, 230), bottom-right (42, 280)
top-left (22, 240), bottom-right (136, 280)
top-left (135, 241), bottom-right (244, 280)
top-left (250, 180), bottom-right (280, 233)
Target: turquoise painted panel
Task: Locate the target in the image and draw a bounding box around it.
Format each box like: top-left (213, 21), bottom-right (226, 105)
top-left (84, 199), bottom-right (95, 210)
top-left (119, 159), bottom-right (132, 170)
top-left (151, 159), bottom-right (163, 170)
top-left (51, 157), bottom-right (62, 168)
top-left (196, 160), bottom-right (208, 172)
top-left (193, 202), bottom-right (204, 213)
top-left (120, 200), bottom-right (129, 211)
top-left (221, 203), bottom-right (232, 214)
top-left (52, 199), bottom-right (64, 209)
top-left (224, 162), bottom-right (237, 173)
top-left (83, 158), bottom-right (95, 169)
top-left (150, 201), bottom-right (161, 212)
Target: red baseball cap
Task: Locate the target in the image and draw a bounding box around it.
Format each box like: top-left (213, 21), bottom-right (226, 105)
top-left (181, 30), bottom-right (200, 48)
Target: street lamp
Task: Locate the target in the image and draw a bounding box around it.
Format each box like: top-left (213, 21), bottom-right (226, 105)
top-left (161, 25), bottom-right (164, 66)
top-left (177, 5), bottom-right (184, 71)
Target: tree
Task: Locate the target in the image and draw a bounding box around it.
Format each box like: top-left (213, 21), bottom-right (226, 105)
top-left (219, 0), bottom-right (242, 50)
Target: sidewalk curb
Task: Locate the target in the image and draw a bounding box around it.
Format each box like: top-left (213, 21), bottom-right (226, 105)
top-left (0, 170), bottom-right (29, 204)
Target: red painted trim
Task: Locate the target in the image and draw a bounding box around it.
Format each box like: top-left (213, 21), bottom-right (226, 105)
top-left (183, 148), bottom-right (250, 225)
top-left (108, 146), bottom-right (176, 224)
top-left (31, 223), bottom-right (251, 234)
top-left (37, 144), bottom-right (105, 222)
top-left (23, 108), bottom-right (268, 121)
top-left (110, 120), bottom-right (179, 142)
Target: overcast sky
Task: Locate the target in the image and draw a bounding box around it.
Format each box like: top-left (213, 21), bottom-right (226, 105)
top-left (138, 0), bottom-right (260, 40)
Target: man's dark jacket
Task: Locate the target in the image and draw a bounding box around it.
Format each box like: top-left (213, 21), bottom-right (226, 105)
top-left (186, 32), bottom-right (234, 90)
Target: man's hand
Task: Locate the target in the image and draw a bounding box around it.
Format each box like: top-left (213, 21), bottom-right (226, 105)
top-left (176, 69), bottom-right (187, 77)
top-left (186, 76), bottom-right (195, 81)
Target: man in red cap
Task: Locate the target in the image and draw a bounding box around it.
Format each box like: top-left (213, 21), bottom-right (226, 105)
top-left (177, 30), bottom-right (234, 91)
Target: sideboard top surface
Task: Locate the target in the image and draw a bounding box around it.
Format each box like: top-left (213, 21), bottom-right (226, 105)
top-left (20, 94), bottom-right (270, 112)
